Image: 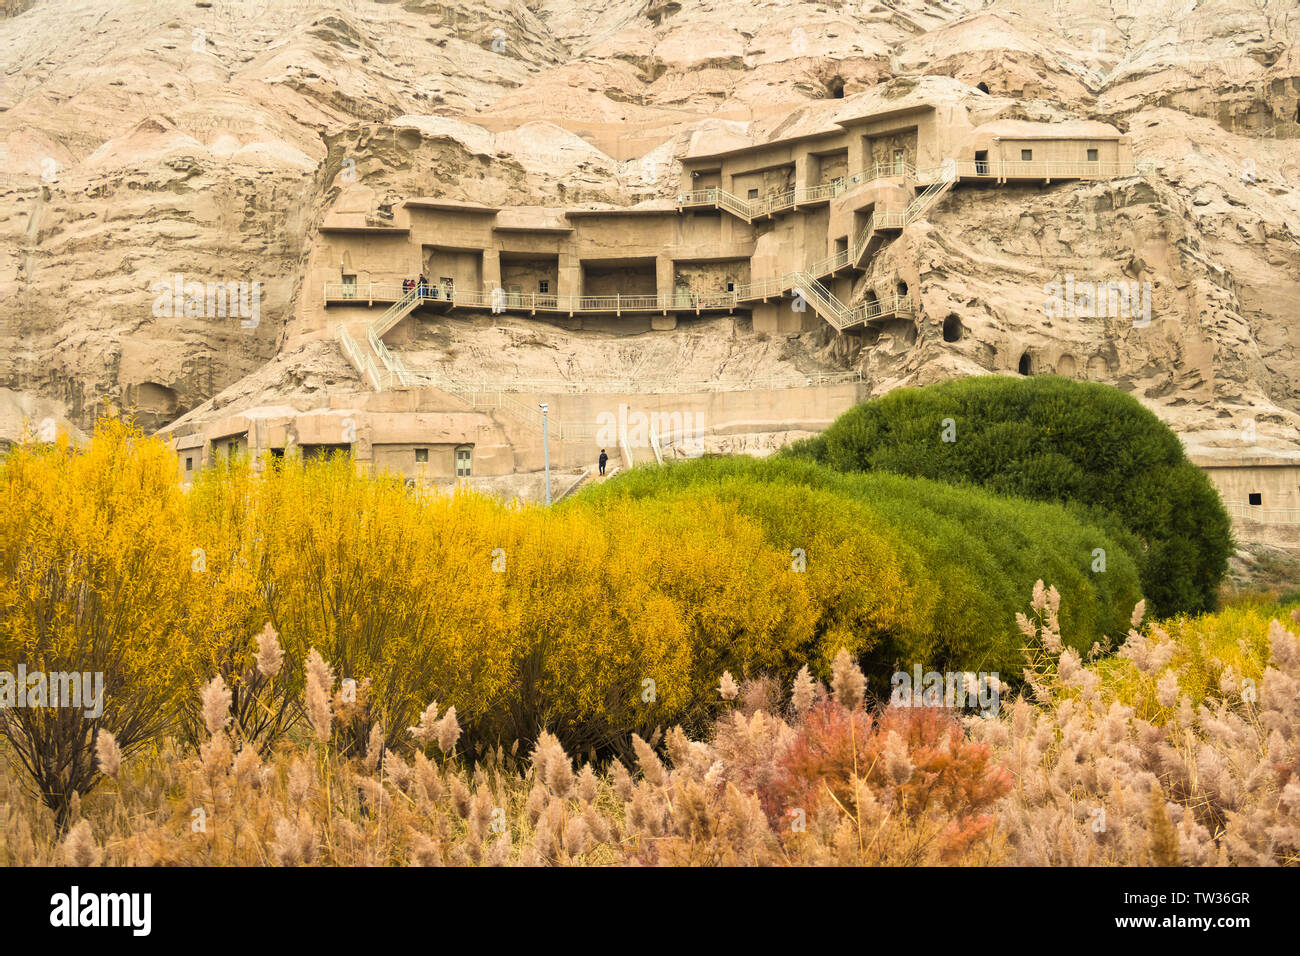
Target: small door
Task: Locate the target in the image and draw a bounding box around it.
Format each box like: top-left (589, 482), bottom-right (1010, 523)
top-left (455, 446), bottom-right (473, 478)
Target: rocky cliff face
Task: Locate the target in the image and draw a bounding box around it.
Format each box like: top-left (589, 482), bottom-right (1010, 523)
top-left (1, 0), bottom-right (1297, 456)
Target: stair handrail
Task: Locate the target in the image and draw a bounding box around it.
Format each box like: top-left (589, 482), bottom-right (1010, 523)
top-left (370, 287), bottom-right (421, 338)
top-left (648, 421), bottom-right (664, 465)
top-left (618, 417), bottom-right (634, 469)
top-left (368, 326), bottom-right (413, 388)
top-left (337, 323), bottom-right (385, 392)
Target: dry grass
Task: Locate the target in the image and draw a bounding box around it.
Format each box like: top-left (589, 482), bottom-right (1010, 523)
top-left (3, 583), bottom-right (1298, 867)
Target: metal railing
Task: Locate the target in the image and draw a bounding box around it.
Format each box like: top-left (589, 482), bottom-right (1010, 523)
top-left (856, 293), bottom-right (914, 321)
top-left (619, 418), bottom-right (634, 468)
top-left (337, 323), bottom-right (385, 392)
top-left (904, 176), bottom-right (955, 224)
top-left (806, 206), bottom-right (909, 277)
top-left (416, 373), bottom-right (600, 442)
top-left (648, 421), bottom-right (664, 465)
top-left (372, 288), bottom-right (422, 338)
top-left (678, 161), bottom-right (925, 222)
top-left (677, 186), bottom-right (752, 220)
top-left (325, 281), bottom-right (406, 302)
top-left (324, 282), bottom-right (461, 307)
top-left (730, 266), bottom-right (912, 328)
top-left (336, 281), bottom-right (905, 377)
top-left (404, 370), bottom-right (864, 394)
top-left (952, 158), bottom-right (1139, 181)
top-left (330, 284), bottom-right (748, 315)
top-left (369, 326), bottom-right (412, 388)
top-left (808, 245), bottom-right (854, 277)
top-left (841, 160), bottom-right (916, 187)
top-left (677, 158), bottom-right (1142, 221)
top-left (1223, 501), bottom-right (1300, 525)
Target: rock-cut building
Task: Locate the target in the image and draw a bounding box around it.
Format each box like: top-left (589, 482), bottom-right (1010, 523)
top-left (160, 91), bottom-right (1300, 539)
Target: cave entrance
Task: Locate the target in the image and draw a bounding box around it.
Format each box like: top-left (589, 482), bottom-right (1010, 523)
top-left (1018, 352), bottom-right (1032, 375)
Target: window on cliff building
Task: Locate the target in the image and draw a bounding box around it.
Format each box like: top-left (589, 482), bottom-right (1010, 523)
top-left (976, 82), bottom-right (990, 94)
top-left (747, 188), bottom-right (759, 200)
top-left (1021, 149), bottom-right (1033, 162)
top-left (726, 280), bottom-right (735, 292)
top-left (1087, 148), bottom-right (1099, 162)
top-left (415, 448), bottom-right (429, 464)
top-left (185, 456), bottom-right (193, 472)
top-left (538, 279), bottom-right (550, 294)
top-left (1249, 492), bottom-right (1262, 506)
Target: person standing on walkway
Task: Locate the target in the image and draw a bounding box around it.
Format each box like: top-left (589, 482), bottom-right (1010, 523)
top-left (598, 448), bottom-right (608, 477)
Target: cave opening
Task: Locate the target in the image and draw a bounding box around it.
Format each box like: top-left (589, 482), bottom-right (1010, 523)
top-left (1018, 352), bottom-right (1032, 375)
top-left (942, 314), bottom-right (963, 342)
top-left (976, 82), bottom-right (990, 94)
top-left (827, 76), bottom-right (845, 99)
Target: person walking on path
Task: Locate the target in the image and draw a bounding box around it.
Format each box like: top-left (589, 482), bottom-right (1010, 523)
top-left (598, 448), bottom-right (608, 477)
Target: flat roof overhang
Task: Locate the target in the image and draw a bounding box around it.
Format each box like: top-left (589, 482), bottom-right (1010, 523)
top-left (319, 225), bottom-right (410, 235)
top-left (580, 255), bottom-right (657, 266)
top-left (564, 207), bottom-right (678, 218)
top-left (493, 224), bottom-right (573, 233)
top-left (1190, 454), bottom-right (1300, 468)
top-left (208, 426), bottom-right (249, 442)
top-left (683, 103), bottom-right (936, 164)
top-left (684, 129), bottom-right (837, 164)
top-left (403, 199), bottom-right (501, 213)
top-left (987, 133), bottom-right (1123, 141)
top-left (834, 103), bottom-right (936, 129)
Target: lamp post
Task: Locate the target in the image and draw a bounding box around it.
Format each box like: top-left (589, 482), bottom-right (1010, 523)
top-left (539, 402), bottom-right (551, 505)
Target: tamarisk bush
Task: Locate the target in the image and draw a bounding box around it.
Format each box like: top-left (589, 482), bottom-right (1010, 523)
top-left (0, 420), bottom-right (194, 830)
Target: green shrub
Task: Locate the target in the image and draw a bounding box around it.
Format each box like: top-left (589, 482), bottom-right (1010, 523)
top-left (570, 455), bottom-right (1142, 679)
top-left (786, 375), bottom-right (1233, 616)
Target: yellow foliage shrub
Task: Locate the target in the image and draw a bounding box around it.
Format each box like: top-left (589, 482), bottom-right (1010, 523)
top-left (0, 420), bottom-right (197, 825)
top-left (0, 422), bottom-right (941, 769)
